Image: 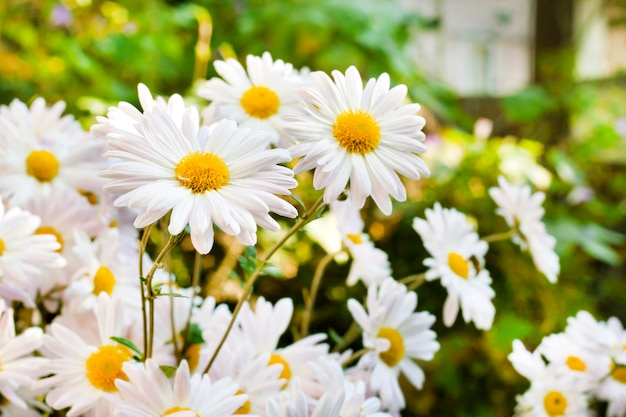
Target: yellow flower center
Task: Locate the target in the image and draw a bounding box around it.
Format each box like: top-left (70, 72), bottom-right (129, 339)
top-left (612, 366), bottom-right (626, 384)
top-left (346, 233), bottom-right (363, 245)
top-left (543, 391), bottom-right (567, 416)
top-left (85, 345), bottom-right (131, 392)
top-left (234, 389), bottom-right (251, 415)
top-left (0, 238), bottom-right (5, 257)
top-left (162, 406), bottom-right (200, 417)
top-left (268, 353), bottom-right (291, 389)
top-left (565, 355), bottom-right (586, 372)
top-left (35, 226), bottom-right (64, 253)
top-left (377, 327), bottom-right (405, 367)
top-left (333, 110), bottom-right (381, 154)
top-left (240, 86), bottom-right (280, 119)
top-left (93, 265), bottom-right (116, 295)
top-left (25, 150), bottom-right (60, 182)
top-left (448, 252), bottom-right (469, 279)
top-left (78, 189), bottom-right (99, 205)
top-left (184, 343), bottom-right (202, 373)
top-left (175, 151), bottom-right (229, 194)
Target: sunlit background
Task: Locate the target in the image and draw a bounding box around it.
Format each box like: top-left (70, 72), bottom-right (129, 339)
top-left (1, 0), bottom-right (625, 416)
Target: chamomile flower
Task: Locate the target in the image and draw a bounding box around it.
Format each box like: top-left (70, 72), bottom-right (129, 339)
top-left (0, 300), bottom-right (48, 410)
top-left (508, 340), bottom-right (591, 417)
top-left (0, 97), bottom-right (106, 206)
top-left (514, 375), bottom-right (591, 417)
top-left (96, 87), bottom-right (298, 254)
top-left (112, 359), bottom-right (248, 417)
top-left (37, 293), bottom-right (136, 417)
top-left (197, 52), bottom-right (305, 147)
top-left (238, 297), bottom-right (330, 397)
top-left (489, 176), bottom-right (560, 283)
top-left (63, 228), bottom-right (142, 319)
top-left (330, 198), bottom-right (392, 287)
top-left (266, 378), bottom-right (344, 417)
top-left (412, 203), bottom-right (495, 330)
top-left (347, 278), bottom-right (439, 412)
top-left (537, 332), bottom-right (609, 390)
top-left (0, 200), bottom-right (65, 305)
top-left (286, 66), bottom-right (429, 215)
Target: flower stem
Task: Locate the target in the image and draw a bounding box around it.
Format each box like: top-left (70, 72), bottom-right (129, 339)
top-left (144, 232), bottom-right (179, 359)
top-left (482, 229), bottom-right (515, 243)
top-left (138, 223), bottom-right (154, 361)
top-left (203, 195), bottom-right (327, 374)
top-left (300, 251), bottom-right (335, 339)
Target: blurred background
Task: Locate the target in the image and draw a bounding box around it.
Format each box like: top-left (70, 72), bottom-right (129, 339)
top-left (1, 0), bottom-right (625, 416)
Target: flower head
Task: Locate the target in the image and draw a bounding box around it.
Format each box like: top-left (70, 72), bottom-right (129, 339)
top-left (286, 66), bottom-right (429, 215)
top-left (412, 203), bottom-right (495, 330)
top-left (489, 176), bottom-right (560, 283)
top-left (347, 278), bottom-right (439, 411)
top-left (197, 52), bottom-right (306, 148)
top-left (95, 85), bottom-right (298, 254)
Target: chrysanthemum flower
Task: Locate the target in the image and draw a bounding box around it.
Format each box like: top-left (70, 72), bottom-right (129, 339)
top-left (347, 278), bottom-right (439, 412)
top-left (95, 86), bottom-right (298, 254)
top-left (197, 51), bottom-right (306, 147)
top-left (508, 340), bottom-right (591, 417)
top-left (0, 200), bottom-right (65, 305)
top-left (489, 176), bottom-right (560, 283)
top-left (112, 359), bottom-right (249, 417)
top-left (412, 203), bottom-right (495, 330)
top-left (237, 297), bottom-right (330, 397)
top-left (266, 378), bottom-right (344, 417)
top-left (36, 293), bottom-right (136, 417)
top-left (286, 66), bottom-right (429, 215)
top-left (330, 198), bottom-right (392, 287)
top-left (0, 300), bottom-right (48, 410)
top-left (0, 97), bottom-right (106, 206)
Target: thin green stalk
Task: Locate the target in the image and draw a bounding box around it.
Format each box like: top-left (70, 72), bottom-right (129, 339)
top-left (203, 195), bottom-right (327, 374)
top-left (138, 223), bottom-right (154, 361)
top-left (482, 229), bottom-right (515, 243)
top-left (144, 233), bottom-right (180, 359)
top-left (341, 347), bottom-right (371, 367)
top-left (300, 251), bottom-right (335, 339)
top-left (331, 321), bottom-right (361, 353)
top-left (179, 251), bottom-right (203, 361)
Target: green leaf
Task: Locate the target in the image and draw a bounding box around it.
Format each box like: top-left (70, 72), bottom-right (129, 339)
top-left (110, 336), bottom-right (144, 359)
top-left (501, 86), bottom-right (557, 123)
top-left (160, 365), bottom-right (177, 378)
top-left (186, 322), bottom-right (205, 345)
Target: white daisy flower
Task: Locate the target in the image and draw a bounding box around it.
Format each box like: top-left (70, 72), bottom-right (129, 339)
top-left (0, 300), bottom-right (48, 410)
top-left (508, 340), bottom-right (591, 417)
top-left (286, 66), bottom-right (429, 215)
top-left (266, 378), bottom-right (344, 417)
top-left (310, 357), bottom-right (390, 417)
top-left (112, 359), bottom-right (248, 417)
top-left (197, 51), bottom-right (306, 147)
top-left (537, 332), bottom-right (610, 390)
top-left (208, 347), bottom-right (285, 416)
top-left (514, 375), bottom-right (591, 417)
top-left (95, 86), bottom-right (298, 254)
top-left (0, 200), bottom-right (65, 305)
top-left (489, 176), bottom-right (560, 283)
top-left (596, 356), bottom-right (626, 417)
top-left (36, 293), bottom-right (136, 417)
top-left (63, 228), bottom-right (142, 320)
top-left (0, 97), bottom-right (107, 206)
top-left (330, 198), bottom-right (392, 287)
top-left (412, 203), bottom-right (496, 330)
top-left (237, 297), bottom-right (330, 397)
top-left (347, 278), bottom-right (439, 412)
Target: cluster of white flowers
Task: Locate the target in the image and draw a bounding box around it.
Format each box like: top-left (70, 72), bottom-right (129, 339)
top-left (0, 50), bottom-right (575, 417)
top-left (509, 311), bottom-right (626, 417)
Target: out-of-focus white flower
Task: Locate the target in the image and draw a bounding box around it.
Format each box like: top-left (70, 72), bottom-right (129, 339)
top-left (489, 176), bottom-right (560, 283)
top-left (0, 98), bottom-right (106, 206)
top-left (412, 203), bottom-right (495, 330)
